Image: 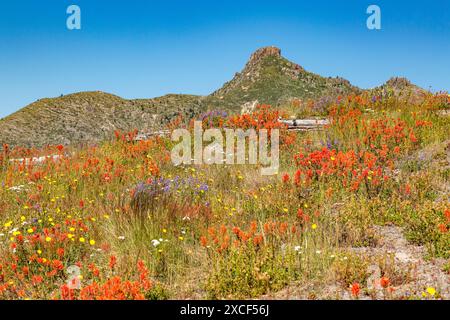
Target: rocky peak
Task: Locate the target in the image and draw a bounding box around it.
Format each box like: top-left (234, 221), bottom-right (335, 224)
top-left (385, 77), bottom-right (412, 89)
top-left (248, 46), bottom-right (282, 65)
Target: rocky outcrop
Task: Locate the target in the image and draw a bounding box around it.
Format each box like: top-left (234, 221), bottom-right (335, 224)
top-left (240, 100), bottom-right (259, 115)
top-left (248, 46), bottom-right (281, 65)
top-left (385, 77), bottom-right (413, 90)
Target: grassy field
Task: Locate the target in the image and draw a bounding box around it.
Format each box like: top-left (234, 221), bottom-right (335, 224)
top-left (0, 92), bottom-right (449, 300)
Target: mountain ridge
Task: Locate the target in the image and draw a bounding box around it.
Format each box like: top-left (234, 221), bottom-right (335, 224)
top-left (0, 46), bottom-right (426, 147)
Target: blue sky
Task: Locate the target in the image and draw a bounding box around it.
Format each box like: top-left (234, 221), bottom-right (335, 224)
top-left (0, 0), bottom-right (449, 118)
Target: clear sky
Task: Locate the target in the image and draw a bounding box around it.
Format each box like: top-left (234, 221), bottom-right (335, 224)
top-left (0, 0), bottom-right (449, 118)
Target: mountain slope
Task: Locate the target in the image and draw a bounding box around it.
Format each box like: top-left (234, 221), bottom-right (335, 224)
top-left (0, 92), bottom-right (205, 147)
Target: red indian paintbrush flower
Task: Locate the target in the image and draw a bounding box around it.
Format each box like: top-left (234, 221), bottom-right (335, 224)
top-left (351, 283), bottom-right (360, 297)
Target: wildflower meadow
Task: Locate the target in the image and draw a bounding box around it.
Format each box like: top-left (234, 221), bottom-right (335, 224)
top-left (0, 93), bottom-right (449, 300)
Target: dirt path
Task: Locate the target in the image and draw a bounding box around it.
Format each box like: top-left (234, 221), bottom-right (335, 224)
top-left (262, 226), bottom-right (449, 300)
top-left (354, 226), bottom-right (449, 299)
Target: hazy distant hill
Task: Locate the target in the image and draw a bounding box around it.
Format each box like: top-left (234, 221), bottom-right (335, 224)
top-left (0, 47), bottom-right (426, 147)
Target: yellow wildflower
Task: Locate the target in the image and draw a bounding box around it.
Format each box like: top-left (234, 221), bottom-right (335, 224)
top-left (426, 287), bottom-right (436, 296)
